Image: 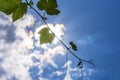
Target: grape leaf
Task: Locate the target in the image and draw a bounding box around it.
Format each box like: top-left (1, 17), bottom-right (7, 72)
top-left (0, 0), bottom-right (21, 15)
top-left (37, 0), bottom-right (60, 15)
top-left (46, 8), bottom-right (60, 15)
top-left (38, 27), bottom-right (55, 44)
top-left (12, 3), bottom-right (27, 21)
top-left (48, 0), bottom-right (58, 8)
top-left (0, 0), bottom-right (27, 21)
top-left (37, 0), bottom-right (47, 10)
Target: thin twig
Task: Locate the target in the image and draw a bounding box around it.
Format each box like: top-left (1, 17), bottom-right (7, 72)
top-left (66, 50), bottom-right (68, 75)
top-left (25, 0), bottom-right (95, 68)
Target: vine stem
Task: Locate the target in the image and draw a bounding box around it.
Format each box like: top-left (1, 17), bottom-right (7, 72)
top-left (25, 0), bottom-right (95, 68)
top-left (66, 50), bottom-right (68, 75)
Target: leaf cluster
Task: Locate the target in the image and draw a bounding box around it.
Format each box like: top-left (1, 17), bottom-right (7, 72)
top-left (0, 0), bottom-right (60, 44)
top-left (0, 0), bottom-right (95, 73)
top-left (0, 0), bottom-right (60, 21)
top-left (0, 0), bottom-right (27, 21)
top-left (69, 41), bottom-right (78, 51)
top-left (37, 0), bottom-right (60, 15)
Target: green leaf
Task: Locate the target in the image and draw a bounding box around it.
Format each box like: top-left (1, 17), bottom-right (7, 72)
top-left (69, 41), bottom-right (78, 51)
top-left (37, 0), bottom-right (47, 10)
top-left (30, 0), bottom-right (34, 6)
top-left (0, 0), bottom-right (21, 15)
top-left (37, 0), bottom-right (60, 15)
top-left (12, 3), bottom-right (27, 21)
top-left (0, 0), bottom-right (27, 21)
top-left (4, 7), bottom-right (17, 15)
top-left (46, 8), bottom-right (60, 15)
top-left (48, 0), bottom-right (58, 8)
top-left (38, 27), bottom-right (55, 44)
top-left (9, 0), bottom-right (21, 3)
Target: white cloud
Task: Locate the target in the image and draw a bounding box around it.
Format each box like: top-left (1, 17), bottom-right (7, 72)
top-left (64, 71), bottom-right (72, 80)
top-left (31, 45), bottom-right (65, 70)
top-left (53, 71), bottom-right (64, 76)
top-left (0, 12), bottom-right (35, 80)
top-left (0, 12), bottom-right (67, 80)
top-left (0, 12), bottom-right (11, 26)
top-left (0, 12), bottom-right (94, 80)
top-left (14, 14), bottom-right (35, 28)
top-left (39, 77), bottom-right (49, 80)
top-left (32, 23), bottom-right (66, 69)
top-left (62, 61), bottom-right (94, 80)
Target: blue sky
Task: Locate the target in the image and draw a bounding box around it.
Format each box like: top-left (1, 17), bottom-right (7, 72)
top-left (0, 0), bottom-right (120, 80)
top-left (57, 0), bottom-right (120, 80)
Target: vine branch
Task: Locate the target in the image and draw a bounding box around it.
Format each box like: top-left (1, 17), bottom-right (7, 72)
top-left (25, 0), bottom-right (95, 68)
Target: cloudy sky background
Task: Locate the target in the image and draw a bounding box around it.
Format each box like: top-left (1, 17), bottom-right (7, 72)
top-left (0, 0), bottom-right (120, 80)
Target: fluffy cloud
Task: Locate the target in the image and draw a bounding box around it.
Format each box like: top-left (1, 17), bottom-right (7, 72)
top-left (63, 61), bottom-right (94, 80)
top-left (0, 11), bottom-right (93, 80)
top-left (0, 12), bottom-right (66, 80)
top-left (0, 12), bottom-right (35, 80)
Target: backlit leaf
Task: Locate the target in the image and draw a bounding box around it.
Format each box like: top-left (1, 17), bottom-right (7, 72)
top-left (48, 0), bottom-right (58, 8)
top-left (12, 3), bottom-right (27, 21)
top-left (37, 0), bottom-right (47, 10)
top-left (46, 8), bottom-right (60, 15)
top-left (0, 0), bottom-right (21, 15)
top-left (38, 27), bottom-right (55, 44)
top-left (37, 0), bottom-right (60, 15)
